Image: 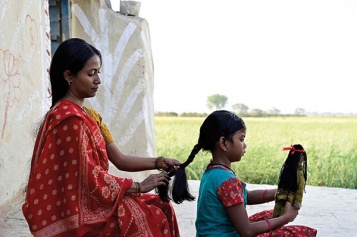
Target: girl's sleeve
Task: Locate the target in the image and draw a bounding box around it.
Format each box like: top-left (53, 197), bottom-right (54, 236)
top-left (217, 178), bottom-right (245, 207)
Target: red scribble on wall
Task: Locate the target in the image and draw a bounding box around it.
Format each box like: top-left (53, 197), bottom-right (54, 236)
top-left (25, 14), bottom-right (38, 47)
top-left (0, 49), bottom-right (21, 139)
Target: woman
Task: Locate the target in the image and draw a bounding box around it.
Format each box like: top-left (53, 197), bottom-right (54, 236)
top-left (22, 38), bottom-right (180, 236)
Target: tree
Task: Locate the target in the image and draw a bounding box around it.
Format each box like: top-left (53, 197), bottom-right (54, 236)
top-left (294, 108), bottom-right (306, 116)
top-left (206, 94), bottom-right (228, 110)
top-left (232, 103), bottom-right (249, 115)
top-left (249, 109), bottom-right (264, 117)
top-left (268, 107), bottom-right (280, 115)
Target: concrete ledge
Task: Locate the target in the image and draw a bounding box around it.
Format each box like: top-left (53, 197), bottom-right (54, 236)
top-left (173, 180), bottom-right (357, 237)
top-left (1, 181), bottom-right (357, 237)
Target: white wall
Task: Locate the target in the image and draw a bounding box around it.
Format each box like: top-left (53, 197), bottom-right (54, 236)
top-left (71, 0), bottom-right (155, 180)
top-left (0, 0), bottom-right (157, 234)
top-left (0, 0), bottom-right (51, 206)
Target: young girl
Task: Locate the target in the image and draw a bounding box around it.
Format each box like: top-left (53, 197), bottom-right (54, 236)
top-left (162, 110), bottom-right (317, 236)
top-left (273, 144), bottom-right (307, 217)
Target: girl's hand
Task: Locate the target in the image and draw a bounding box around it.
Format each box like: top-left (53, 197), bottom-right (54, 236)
top-left (158, 157), bottom-right (181, 172)
top-left (283, 202), bottom-right (299, 222)
top-left (140, 173), bottom-right (171, 193)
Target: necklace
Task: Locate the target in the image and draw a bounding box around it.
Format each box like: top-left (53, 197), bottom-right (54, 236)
top-left (209, 162), bottom-right (236, 175)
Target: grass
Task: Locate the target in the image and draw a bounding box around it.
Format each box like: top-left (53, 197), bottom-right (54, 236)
top-left (155, 116), bottom-right (357, 189)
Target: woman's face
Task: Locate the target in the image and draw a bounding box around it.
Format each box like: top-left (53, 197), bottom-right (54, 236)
top-left (69, 55), bottom-right (101, 99)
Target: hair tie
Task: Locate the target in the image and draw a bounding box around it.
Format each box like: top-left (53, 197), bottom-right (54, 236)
top-left (283, 144), bottom-right (305, 154)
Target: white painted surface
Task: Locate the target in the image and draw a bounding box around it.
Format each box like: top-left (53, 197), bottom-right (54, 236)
top-left (72, 0), bottom-right (156, 180)
top-left (0, 0), bottom-right (48, 206)
top-left (0, 0), bottom-right (156, 209)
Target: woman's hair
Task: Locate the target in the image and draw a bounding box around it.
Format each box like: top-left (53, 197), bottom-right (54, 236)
top-left (157, 110), bottom-right (246, 204)
top-left (49, 38), bottom-right (101, 107)
top-left (277, 144), bottom-right (307, 192)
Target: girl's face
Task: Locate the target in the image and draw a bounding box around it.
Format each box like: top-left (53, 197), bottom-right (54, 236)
top-left (226, 129), bottom-right (247, 163)
top-left (68, 55), bottom-right (101, 99)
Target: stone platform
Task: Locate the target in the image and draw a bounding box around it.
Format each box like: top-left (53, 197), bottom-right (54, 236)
top-left (1, 181), bottom-right (357, 236)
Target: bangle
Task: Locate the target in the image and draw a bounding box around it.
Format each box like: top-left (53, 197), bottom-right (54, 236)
top-left (133, 182), bottom-right (141, 197)
top-left (155, 156), bottom-right (164, 170)
top-left (137, 182), bottom-right (141, 194)
top-left (264, 218), bottom-right (272, 232)
top-left (263, 189), bottom-right (268, 203)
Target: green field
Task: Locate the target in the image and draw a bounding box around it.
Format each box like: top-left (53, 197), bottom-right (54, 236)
top-left (155, 116), bottom-right (357, 189)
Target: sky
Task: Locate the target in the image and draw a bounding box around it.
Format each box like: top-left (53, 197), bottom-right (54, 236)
top-left (111, 0), bottom-right (357, 114)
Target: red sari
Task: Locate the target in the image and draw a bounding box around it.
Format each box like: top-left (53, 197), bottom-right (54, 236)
top-left (22, 100), bottom-right (179, 237)
top-left (249, 210), bottom-right (317, 237)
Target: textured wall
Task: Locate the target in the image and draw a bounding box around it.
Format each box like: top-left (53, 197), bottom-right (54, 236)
top-left (0, 0), bottom-right (51, 206)
top-left (0, 0), bottom-right (157, 235)
top-left (71, 0), bottom-right (155, 180)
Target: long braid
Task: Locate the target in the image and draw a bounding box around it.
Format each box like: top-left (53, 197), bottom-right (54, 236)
top-left (156, 144), bottom-right (201, 203)
top-left (171, 144), bottom-right (201, 204)
top-left (181, 144), bottom-right (201, 169)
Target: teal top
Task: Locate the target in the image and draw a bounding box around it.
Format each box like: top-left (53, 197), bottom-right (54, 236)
top-left (196, 165), bottom-right (247, 237)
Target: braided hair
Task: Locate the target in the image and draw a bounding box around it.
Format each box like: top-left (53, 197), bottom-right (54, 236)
top-left (157, 110), bottom-right (246, 203)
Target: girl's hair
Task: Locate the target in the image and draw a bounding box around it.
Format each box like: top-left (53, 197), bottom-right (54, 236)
top-left (277, 144), bottom-right (307, 192)
top-left (157, 110), bottom-right (246, 204)
top-left (49, 38), bottom-right (101, 107)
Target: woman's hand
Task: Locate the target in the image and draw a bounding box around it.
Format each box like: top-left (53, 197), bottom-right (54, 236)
top-left (140, 173), bottom-right (171, 193)
top-left (283, 202), bottom-right (299, 222)
top-left (158, 157), bottom-right (181, 172)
